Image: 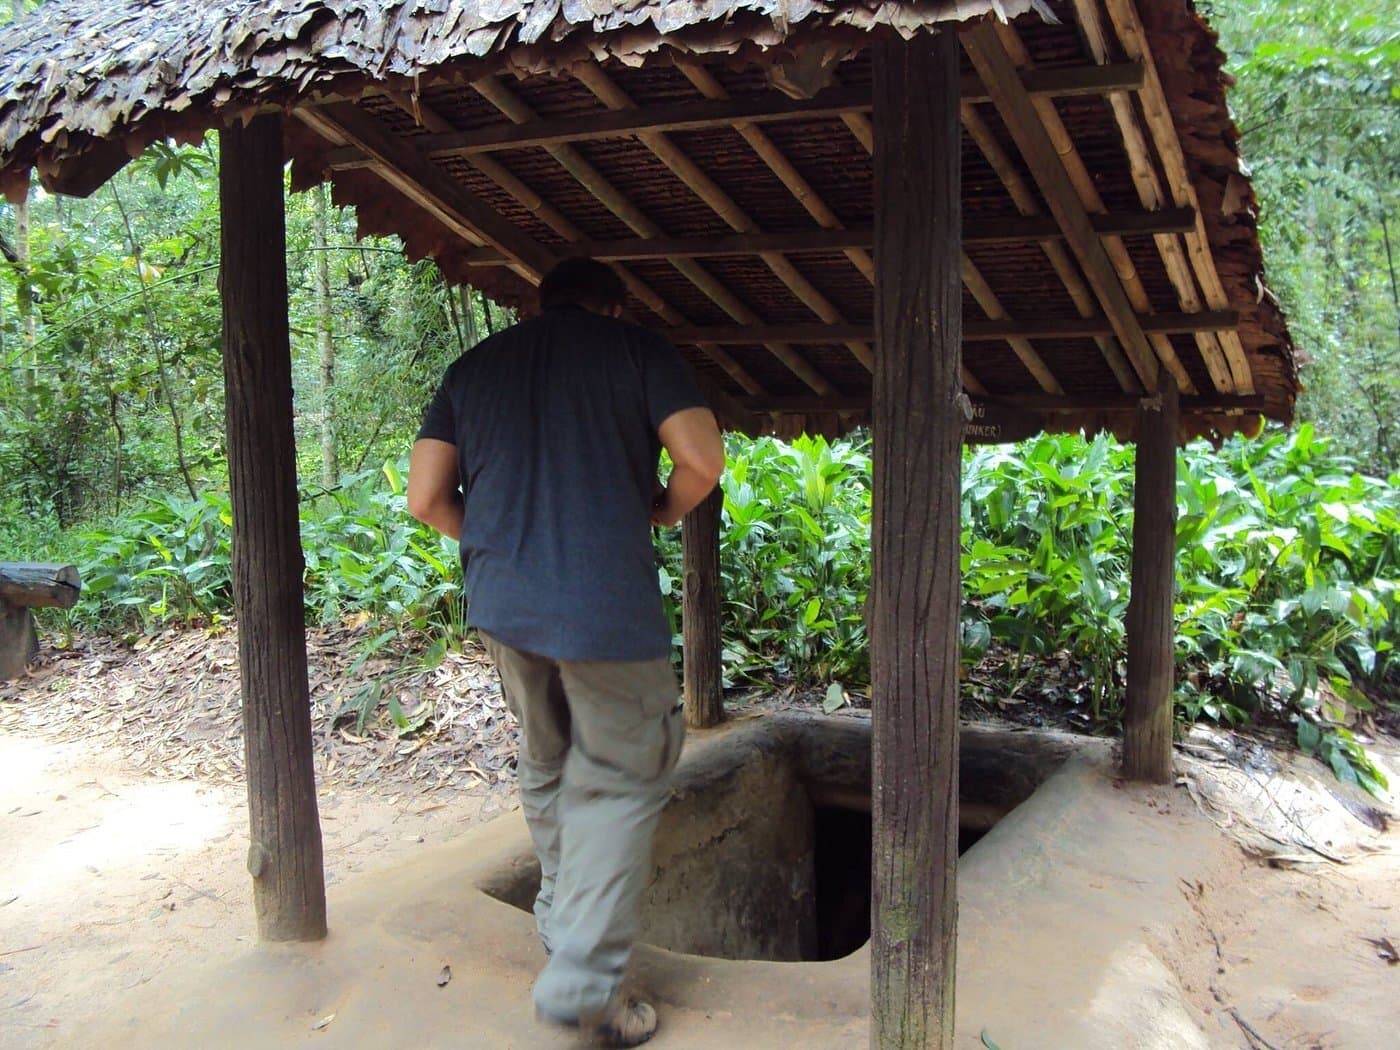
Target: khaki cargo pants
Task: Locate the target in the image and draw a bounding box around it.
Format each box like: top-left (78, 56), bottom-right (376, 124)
top-left (481, 632), bottom-right (685, 1020)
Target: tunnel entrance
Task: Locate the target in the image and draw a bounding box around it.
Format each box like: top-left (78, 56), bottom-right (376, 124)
top-left (483, 715), bottom-right (1068, 963)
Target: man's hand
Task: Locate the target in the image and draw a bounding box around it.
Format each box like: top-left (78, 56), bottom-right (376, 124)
top-left (653, 407), bottom-right (724, 527)
top-left (407, 439), bottom-right (464, 540)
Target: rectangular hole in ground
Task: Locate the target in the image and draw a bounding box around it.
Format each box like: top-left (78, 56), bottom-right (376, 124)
top-left (808, 805), bottom-right (998, 962)
top-left (482, 720), bottom-right (1069, 964)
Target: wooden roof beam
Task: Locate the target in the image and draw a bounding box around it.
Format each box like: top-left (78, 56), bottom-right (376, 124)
top-left (1097, 0), bottom-right (1255, 394)
top-left (844, 106), bottom-right (1098, 396)
top-left (324, 61), bottom-right (1146, 171)
top-left (469, 75), bottom-right (837, 396)
top-left (571, 62), bottom-right (874, 373)
top-left (294, 102), bottom-right (556, 282)
top-left (377, 90), bottom-right (767, 399)
top-left (957, 105), bottom-right (1143, 394)
top-left (741, 393), bottom-right (1265, 414)
top-left (988, 20), bottom-right (1205, 395)
top-left (410, 87), bottom-right (867, 157)
top-left (962, 254), bottom-right (1063, 395)
top-left (962, 22), bottom-right (1160, 390)
top-left (1060, 3), bottom-right (1236, 395)
top-left (663, 310), bottom-right (1238, 344)
top-left (448, 207), bottom-right (1201, 265)
top-left (675, 58), bottom-right (877, 285)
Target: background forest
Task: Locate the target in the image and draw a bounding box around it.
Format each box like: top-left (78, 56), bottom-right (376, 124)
top-left (0, 1), bottom-right (1397, 788)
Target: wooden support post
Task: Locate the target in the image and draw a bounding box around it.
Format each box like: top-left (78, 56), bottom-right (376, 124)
top-left (871, 28), bottom-right (963, 1049)
top-left (1123, 368), bottom-right (1180, 783)
top-left (0, 605), bottom-right (37, 680)
top-left (219, 115), bottom-right (327, 942)
top-left (682, 485), bottom-right (724, 728)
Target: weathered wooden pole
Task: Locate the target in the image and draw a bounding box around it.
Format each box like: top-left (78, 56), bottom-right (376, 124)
top-left (220, 115), bottom-right (327, 941)
top-left (870, 27), bottom-right (963, 1049)
top-left (682, 485), bottom-right (724, 728)
top-left (1122, 369), bottom-right (1179, 782)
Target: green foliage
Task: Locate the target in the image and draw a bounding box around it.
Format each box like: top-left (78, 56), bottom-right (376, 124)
top-left (1207, 0), bottom-right (1400, 472)
top-left (659, 427), bottom-right (1395, 794)
top-left (69, 459), bottom-right (462, 639)
top-left (655, 434), bottom-right (872, 686)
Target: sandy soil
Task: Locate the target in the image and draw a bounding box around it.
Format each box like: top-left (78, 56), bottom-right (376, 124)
top-left (2, 643), bottom-right (1398, 1049)
top-left (0, 730), bottom-right (505, 1047)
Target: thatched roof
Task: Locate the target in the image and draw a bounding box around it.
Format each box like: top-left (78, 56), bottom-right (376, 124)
top-left (0, 0), bottom-right (1033, 194)
top-left (0, 0), bottom-right (1297, 444)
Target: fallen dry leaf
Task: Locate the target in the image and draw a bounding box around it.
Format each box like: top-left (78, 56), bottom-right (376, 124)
top-left (1364, 936), bottom-right (1399, 964)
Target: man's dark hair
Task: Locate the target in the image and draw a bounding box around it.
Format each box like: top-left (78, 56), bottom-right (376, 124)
top-left (538, 257), bottom-right (627, 313)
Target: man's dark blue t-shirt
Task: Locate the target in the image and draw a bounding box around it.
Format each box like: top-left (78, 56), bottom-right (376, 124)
top-left (416, 305), bottom-right (707, 662)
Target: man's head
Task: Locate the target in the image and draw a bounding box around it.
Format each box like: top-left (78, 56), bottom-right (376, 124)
top-left (538, 257), bottom-right (627, 317)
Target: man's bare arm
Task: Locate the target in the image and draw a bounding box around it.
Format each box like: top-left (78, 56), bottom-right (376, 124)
top-left (653, 407), bottom-right (725, 527)
top-left (407, 439), bottom-right (464, 541)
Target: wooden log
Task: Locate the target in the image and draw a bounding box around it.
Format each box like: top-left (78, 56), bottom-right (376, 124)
top-left (871, 28), bottom-right (963, 1049)
top-left (0, 563), bottom-right (81, 608)
top-left (682, 486), bottom-right (724, 729)
top-left (1123, 368), bottom-right (1180, 782)
top-left (220, 114), bottom-right (328, 942)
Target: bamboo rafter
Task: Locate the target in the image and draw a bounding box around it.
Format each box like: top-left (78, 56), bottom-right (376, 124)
top-left (962, 22), bottom-right (1161, 389)
top-left (469, 74), bottom-right (839, 397)
top-left (1100, 0), bottom-right (1255, 394)
top-left (379, 89), bottom-right (768, 401)
top-left (989, 18), bottom-right (1206, 395)
top-left (571, 61), bottom-right (876, 373)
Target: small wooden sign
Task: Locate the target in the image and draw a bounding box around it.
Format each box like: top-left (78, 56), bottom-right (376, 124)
top-left (963, 399), bottom-right (1045, 445)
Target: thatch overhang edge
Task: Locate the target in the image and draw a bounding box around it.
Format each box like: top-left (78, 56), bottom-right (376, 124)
top-left (0, 0), bottom-right (1034, 197)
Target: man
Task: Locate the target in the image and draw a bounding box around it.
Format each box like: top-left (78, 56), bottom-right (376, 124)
top-left (407, 258), bottom-right (724, 1048)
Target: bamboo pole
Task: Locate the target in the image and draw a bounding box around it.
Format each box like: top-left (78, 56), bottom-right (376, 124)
top-left (955, 105), bottom-right (1143, 394)
top-left (962, 23), bottom-right (1161, 390)
top-left (840, 110), bottom-right (1028, 397)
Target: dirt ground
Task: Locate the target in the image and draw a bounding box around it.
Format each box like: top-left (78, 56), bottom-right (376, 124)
top-left (2, 631), bottom-right (1399, 1048)
top-left (0, 729), bottom-right (507, 1046)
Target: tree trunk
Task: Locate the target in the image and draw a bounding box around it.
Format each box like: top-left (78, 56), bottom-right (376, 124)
top-left (870, 28), bottom-right (963, 1049)
top-left (219, 114), bottom-right (327, 942)
top-left (1122, 368), bottom-right (1179, 783)
top-left (13, 0), bottom-right (32, 416)
top-left (110, 182), bottom-right (199, 499)
top-left (682, 485), bottom-right (724, 728)
top-left (312, 183), bottom-right (339, 488)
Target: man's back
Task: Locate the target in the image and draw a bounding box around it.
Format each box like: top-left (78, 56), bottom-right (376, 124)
top-left (417, 305), bottom-right (703, 662)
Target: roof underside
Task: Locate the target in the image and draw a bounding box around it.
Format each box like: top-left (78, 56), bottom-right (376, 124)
top-left (0, 0), bottom-right (1296, 444)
